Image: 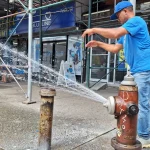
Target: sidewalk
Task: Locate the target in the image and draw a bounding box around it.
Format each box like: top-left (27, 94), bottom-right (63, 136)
top-left (0, 82), bottom-right (139, 150)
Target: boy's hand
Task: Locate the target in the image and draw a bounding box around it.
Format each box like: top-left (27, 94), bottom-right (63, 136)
top-left (82, 29), bottom-right (94, 38)
top-left (85, 40), bottom-right (98, 48)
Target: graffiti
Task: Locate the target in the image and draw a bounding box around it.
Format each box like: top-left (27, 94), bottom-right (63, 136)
top-left (122, 115), bottom-right (127, 123)
top-left (117, 128), bottom-right (122, 137)
top-left (122, 91), bottom-right (129, 101)
top-left (122, 125), bottom-right (126, 130)
top-left (118, 98), bottom-right (127, 130)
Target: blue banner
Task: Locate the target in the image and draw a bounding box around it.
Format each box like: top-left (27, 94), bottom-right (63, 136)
top-left (15, 2), bottom-right (75, 34)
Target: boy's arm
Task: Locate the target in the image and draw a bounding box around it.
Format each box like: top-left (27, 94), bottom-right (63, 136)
top-left (86, 40), bottom-right (123, 53)
top-left (82, 27), bottom-right (128, 39)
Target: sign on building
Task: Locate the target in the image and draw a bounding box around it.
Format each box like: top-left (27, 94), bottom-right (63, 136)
top-left (14, 1), bottom-right (75, 34)
top-left (67, 35), bottom-right (83, 75)
top-left (57, 60), bottom-right (76, 86)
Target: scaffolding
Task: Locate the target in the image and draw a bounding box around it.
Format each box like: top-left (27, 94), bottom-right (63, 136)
top-left (0, 0), bottom-right (85, 103)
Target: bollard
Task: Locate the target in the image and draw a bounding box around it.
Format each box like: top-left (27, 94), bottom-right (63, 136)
top-left (38, 88), bottom-right (56, 150)
top-left (104, 75), bottom-right (142, 150)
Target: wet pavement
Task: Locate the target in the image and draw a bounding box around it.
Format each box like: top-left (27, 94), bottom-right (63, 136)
top-left (0, 82), bottom-right (146, 150)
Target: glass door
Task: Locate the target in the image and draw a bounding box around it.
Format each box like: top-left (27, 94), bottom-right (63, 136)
top-left (90, 35), bottom-right (109, 82)
top-left (108, 39), bottom-right (127, 85)
top-left (90, 37), bottom-right (127, 84)
top-left (42, 42), bottom-right (53, 68)
top-left (42, 41), bottom-right (67, 71)
top-left (55, 41), bottom-right (67, 71)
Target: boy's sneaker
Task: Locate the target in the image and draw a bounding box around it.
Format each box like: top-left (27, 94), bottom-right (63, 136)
top-left (137, 136), bottom-right (150, 148)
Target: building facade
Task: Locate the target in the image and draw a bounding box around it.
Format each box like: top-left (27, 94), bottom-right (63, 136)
top-left (0, 0), bottom-right (150, 86)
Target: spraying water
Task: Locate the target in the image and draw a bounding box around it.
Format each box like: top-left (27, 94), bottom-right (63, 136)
top-left (0, 43), bottom-right (108, 104)
top-left (0, 43), bottom-right (109, 150)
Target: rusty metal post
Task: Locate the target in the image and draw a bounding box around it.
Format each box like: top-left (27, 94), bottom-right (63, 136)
top-left (38, 88), bottom-right (56, 150)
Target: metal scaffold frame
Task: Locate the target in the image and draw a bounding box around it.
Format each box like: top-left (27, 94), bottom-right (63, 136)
top-left (0, 0), bottom-right (142, 99)
top-left (0, 0), bottom-right (81, 103)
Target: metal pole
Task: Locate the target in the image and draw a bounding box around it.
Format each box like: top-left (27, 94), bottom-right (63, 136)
top-left (39, 0), bottom-right (43, 85)
top-left (17, 0), bottom-right (27, 10)
top-left (39, 0), bottom-right (42, 59)
top-left (130, 0), bottom-right (136, 15)
top-left (0, 12), bottom-right (27, 95)
top-left (107, 39), bottom-right (111, 83)
top-left (32, 1), bottom-right (65, 9)
top-left (86, 0), bottom-right (92, 87)
top-left (38, 88), bottom-right (56, 150)
top-left (6, 0), bottom-right (9, 38)
top-left (27, 0), bottom-right (33, 102)
top-left (0, 57), bottom-right (26, 95)
top-left (0, 11), bottom-right (26, 20)
top-left (24, 0), bottom-right (35, 104)
top-left (4, 13), bottom-right (27, 45)
top-left (113, 54), bottom-right (116, 84)
top-left (97, 0), bottom-right (98, 12)
top-left (114, 0), bottom-right (116, 8)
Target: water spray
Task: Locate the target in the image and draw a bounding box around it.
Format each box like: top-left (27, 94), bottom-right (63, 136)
top-left (0, 57), bottom-right (27, 95)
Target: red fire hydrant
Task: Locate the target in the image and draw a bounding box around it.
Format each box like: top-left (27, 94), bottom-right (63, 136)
top-left (104, 75), bottom-right (142, 150)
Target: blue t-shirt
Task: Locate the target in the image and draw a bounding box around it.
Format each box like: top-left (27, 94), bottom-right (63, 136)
top-left (117, 16), bottom-right (150, 74)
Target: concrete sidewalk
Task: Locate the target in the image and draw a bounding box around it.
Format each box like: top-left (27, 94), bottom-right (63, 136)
top-left (0, 82), bottom-right (140, 150)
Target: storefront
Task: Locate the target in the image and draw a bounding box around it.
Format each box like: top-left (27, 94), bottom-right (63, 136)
top-left (11, 1), bottom-right (85, 81)
top-left (1, 0), bottom-right (139, 85)
top-left (32, 35), bottom-right (83, 80)
top-left (90, 35), bottom-right (127, 85)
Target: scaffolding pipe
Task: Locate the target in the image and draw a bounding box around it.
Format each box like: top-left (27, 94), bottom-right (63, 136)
top-left (114, 0), bottom-right (116, 8)
top-left (25, 0), bottom-right (35, 104)
top-left (17, 0), bottom-right (28, 10)
top-left (39, 0), bottom-right (42, 84)
top-left (0, 9), bottom-right (68, 24)
top-left (0, 11), bottom-right (26, 20)
top-left (113, 54), bottom-right (116, 84)
top-left (0, 13), bottom-right (27, 95)
top-left (39, 0), bottom-right (42, 62)
top-left (6, 0), bottom-right (9, 38)
top-left (31, 0), bottom-right (73, 12)
top-left (29, 1), bottom-right (62, 8)
top-left (0, 11), bottom-right (60, 26)
top-left (86, 0), bottom-right (92, 87)
top-left (130, 0), bottom-right (136, 14)
top-left (4, 13), bottom-right (27, 46)
top-left (0, 57), bottom-right (26, 95)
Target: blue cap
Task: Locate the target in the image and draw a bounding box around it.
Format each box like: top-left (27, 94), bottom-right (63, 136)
top-left (110, 1), bottom-right (133, 20)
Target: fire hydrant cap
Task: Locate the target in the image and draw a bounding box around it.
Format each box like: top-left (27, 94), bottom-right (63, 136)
top-left (127, 104), bottom-right (139, 115)
top-left (121, 75), bottom-right (136, 86)
top-left (103, 96), bottom-right (115, 115)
